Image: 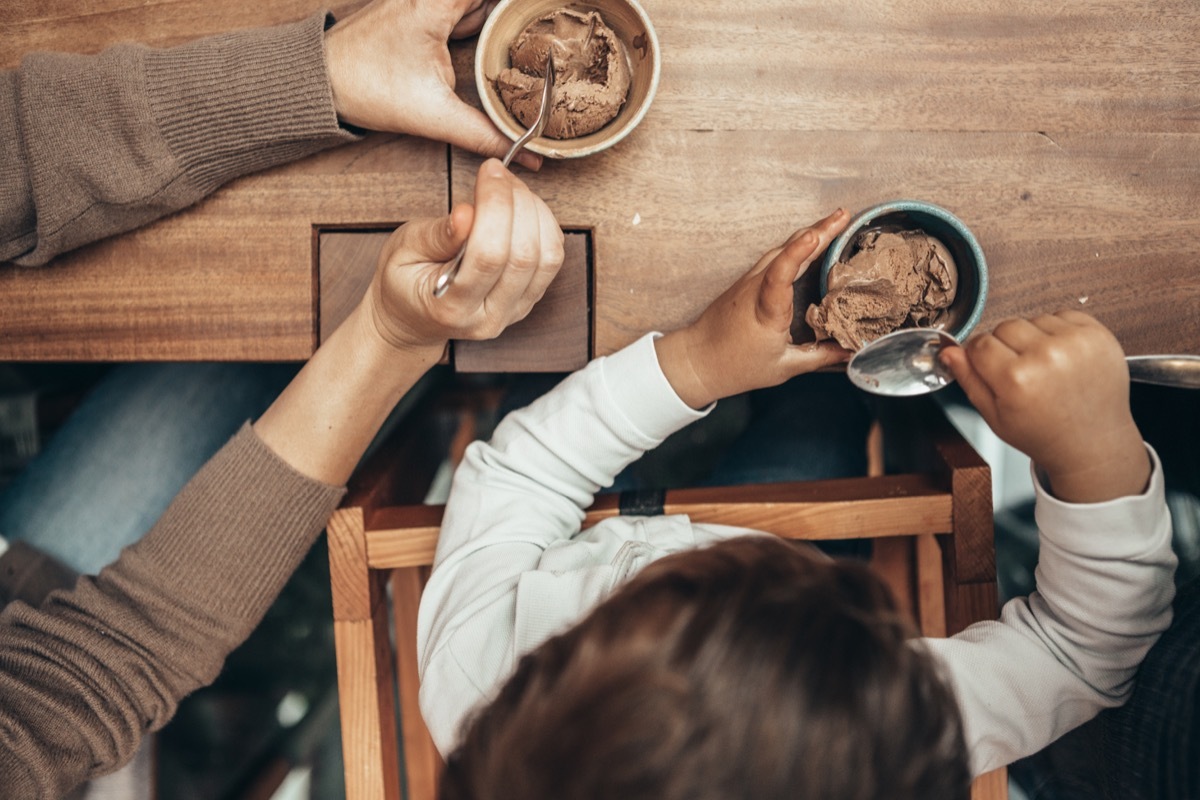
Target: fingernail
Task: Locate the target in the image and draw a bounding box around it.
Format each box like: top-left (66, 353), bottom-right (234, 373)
top-left (518, 152), bottom-right (543, 171)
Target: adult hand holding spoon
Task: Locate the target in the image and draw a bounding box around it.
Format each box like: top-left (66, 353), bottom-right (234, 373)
top-left (433, 52), bottom-right (556, 298)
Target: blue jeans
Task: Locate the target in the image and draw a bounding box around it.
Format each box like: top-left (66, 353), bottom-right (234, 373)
top-left (0, 362), bottom-right (296, 574)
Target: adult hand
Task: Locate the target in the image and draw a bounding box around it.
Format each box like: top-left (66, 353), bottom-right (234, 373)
top-left (940, 310), bottom-right (1150, 503)
top-left (364, 158), bottom-right (564, 357)
top-left (655, 209), bottom-right (852, 409)
top-left (324, 0), bottom-right (541, 170)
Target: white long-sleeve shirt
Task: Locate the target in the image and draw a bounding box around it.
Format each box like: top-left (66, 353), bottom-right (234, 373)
top-left (417, 333), bottom-right (1176, 777)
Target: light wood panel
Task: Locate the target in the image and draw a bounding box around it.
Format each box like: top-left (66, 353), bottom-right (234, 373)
top-left (915, 533), bottom-right (949, 639)
top-left (455, 130), bottom-right (1200, 358)
top-left (363, 474), bottom-right (955, 569)
top-left (391, 567), bottom-right (442, 800)
top-left (971, 768), bottom-right (1009, 800)
top-left (639, 0), bottom-right (1200, 136)
top-left (330, 507), bottom-right (403, 800)
top-left (451, 0), bottom-right (1200, 360)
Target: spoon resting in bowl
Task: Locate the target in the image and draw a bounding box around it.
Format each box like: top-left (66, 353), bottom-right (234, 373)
top-left (847, 328), bottom-right (1200, 397)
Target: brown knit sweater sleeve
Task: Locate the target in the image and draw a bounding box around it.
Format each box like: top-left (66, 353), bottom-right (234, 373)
top-left (0, 10), bottom-right (358, 266)
top-left (0, 424), bottom-right (345, 798)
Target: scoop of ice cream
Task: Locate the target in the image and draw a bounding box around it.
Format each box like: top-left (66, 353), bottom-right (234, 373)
top-left (806, 229), bottom-right (958, 351)
top-left (495, 9), bottom-right (631, 140)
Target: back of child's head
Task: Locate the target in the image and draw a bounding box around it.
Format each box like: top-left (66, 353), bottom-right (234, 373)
top-left (440, 536), bottom-right (970, 800)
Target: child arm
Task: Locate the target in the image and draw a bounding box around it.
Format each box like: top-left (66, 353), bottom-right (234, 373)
top-left (416, 334), bottom-right (710, 752)
top-left (927, 312), bottom-right (1176, 775)
top-left (418, 209), bottom-right (852, 752)
top-left (942, 311), bottom-right (1150, 503)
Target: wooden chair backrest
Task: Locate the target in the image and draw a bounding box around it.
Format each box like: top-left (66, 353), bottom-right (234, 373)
top-left (327, 391), bottom-right (1006, 800)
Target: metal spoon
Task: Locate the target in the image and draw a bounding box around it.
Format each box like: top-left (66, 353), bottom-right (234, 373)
top-left (847, 329), bottom-right (959, 396)
top-left (432, 52), bottom-right (557, 299)
top-left (847, 327), bottom-right (1200, 396)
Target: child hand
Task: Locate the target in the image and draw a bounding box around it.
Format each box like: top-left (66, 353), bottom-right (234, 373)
top-left (940, 310), bottom-right (1150, 503)
top-left (364, 159), bottom-right (564, 356)
top-left (655, 209), bottom-right (852, 409)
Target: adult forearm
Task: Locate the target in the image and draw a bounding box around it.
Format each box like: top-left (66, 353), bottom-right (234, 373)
top-left (0, 424), bottom-right (345, 797)
top-left (254, 303), bottom-right (443, 486)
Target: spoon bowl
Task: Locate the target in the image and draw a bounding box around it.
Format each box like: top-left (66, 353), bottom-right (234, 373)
top-left (847, 328), bottom-right (1200, 397)
top-left (846, 328), bottom-right (959, 396)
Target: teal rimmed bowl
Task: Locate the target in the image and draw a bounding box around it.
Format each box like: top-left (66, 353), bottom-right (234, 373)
top-left (819, 200), bottom-right (988, 342)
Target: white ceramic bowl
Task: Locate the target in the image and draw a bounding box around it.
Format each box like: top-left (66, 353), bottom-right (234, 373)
top-left (475, 0), bottom-right (661, 158)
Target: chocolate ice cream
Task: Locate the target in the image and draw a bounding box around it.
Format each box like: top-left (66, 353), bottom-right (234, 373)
top-left (806, 229), bottom-right (958, 351)
top-left (496, 9), bottom-right (631, 140)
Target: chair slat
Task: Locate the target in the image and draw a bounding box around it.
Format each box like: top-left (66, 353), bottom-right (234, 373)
top-left (364, 474), bottom-right (952, 569)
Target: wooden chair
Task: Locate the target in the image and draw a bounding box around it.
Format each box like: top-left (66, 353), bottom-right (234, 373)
top-left (327, 390), bottom-right (1006, 800)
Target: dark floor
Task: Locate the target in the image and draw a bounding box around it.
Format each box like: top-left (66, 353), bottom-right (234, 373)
top-left (2, 365), bottom-right (1197, 800)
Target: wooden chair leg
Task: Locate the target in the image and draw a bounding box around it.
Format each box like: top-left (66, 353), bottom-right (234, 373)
top-left (329, 507), bottom-right (403, 800)
top-left (879, 398), bottom-right (1005, 796)
top-left (971, 766), bottom-right (1008, 799)
top-left (914, 533), bottom-right (947, 638)
top-left (870, 536), bottom-right (918, 625)
top-left (393, 566), bottom-right (443, 800)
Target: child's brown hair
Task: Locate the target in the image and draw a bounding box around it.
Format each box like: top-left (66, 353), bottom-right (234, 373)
top-left (440, 536), bottom-right (970, 800)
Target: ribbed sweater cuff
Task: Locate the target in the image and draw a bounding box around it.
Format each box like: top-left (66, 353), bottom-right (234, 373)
top-left (144, 10), bottom-right (358, 193)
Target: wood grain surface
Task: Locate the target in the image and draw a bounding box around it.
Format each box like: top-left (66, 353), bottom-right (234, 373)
top-left (452, 0), bottom-right (1200, 358)
top-left (0, 1), bottom-right (356, 57)
top-left (4, 0), bottom-right (1198, 360)
top-left (1, 1), bottom-right (445, 361)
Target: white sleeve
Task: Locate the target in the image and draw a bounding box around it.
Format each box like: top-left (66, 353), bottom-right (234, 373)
top-left (926, 446), bottom-right (1176, 776)
top-left (416, 334), bottom-right (710, 755)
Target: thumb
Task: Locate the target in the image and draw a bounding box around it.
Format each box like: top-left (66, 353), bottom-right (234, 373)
top-left (396, 204), bottom-right (474, 264)
top-left (758, 232), bottom-right (819, 322)
top-left (440, 96), bottom-right (543, 171)
top-left (780, 341), bottom-right (852, 377)
top-left (451, 0), bottom-right (500, 38)
top-left (940, 346), bottom-right (998, 420)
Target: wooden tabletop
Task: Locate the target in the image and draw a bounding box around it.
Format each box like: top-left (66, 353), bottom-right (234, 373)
top-left (453, 0), bottom-right (1200, 359)
top-left (1, 0), bottom-right (445, 362)
top-left (4, 0), bottom-right (1200, 363)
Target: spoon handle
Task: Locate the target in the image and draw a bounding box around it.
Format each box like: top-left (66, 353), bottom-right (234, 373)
top-left (432, 54), bottom-right (555, 299)
top-left (1126, 355), bottom-right (1200, 389)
